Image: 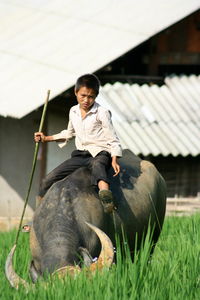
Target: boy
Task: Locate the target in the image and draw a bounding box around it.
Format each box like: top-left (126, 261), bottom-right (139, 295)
top-left (34, 74), bottom-right (122, 213)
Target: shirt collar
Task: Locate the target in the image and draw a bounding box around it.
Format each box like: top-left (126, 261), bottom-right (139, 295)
top-left (88, 102), bottom-right (98, 114)
top-left (73, 102), bottom-right (99, 115)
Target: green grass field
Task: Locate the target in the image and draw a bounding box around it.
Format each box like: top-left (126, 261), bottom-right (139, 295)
top-left (1, 214), bottom-right (200, 300)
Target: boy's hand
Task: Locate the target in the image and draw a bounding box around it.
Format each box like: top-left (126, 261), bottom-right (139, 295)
top-left (112, 156), bottom-right (120, 177)
top-left (34, 132), bottom-right (46, 143)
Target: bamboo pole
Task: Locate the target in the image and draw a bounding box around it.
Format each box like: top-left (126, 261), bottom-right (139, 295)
top-left (15, 90), bottom-right (50, 245)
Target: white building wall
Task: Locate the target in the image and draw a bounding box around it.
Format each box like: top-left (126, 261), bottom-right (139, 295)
top-left (0, 113), bottom-right (41, 230)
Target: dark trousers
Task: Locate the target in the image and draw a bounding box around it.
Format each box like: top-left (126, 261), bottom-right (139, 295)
top-left (39, 150), bottom-right (112, 197)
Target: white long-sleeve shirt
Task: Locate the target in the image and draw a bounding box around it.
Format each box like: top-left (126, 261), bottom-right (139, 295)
top-left (52, 102), bottom-right (122, 157)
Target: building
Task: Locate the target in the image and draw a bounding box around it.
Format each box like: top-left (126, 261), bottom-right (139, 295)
top-left (0, 1), bottom-right (199, 229)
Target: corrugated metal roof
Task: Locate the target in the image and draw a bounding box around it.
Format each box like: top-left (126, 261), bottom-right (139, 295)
top-left (97, 75), bottom-right (200, 157)
top-left (0, 0), bottom-right (199, 118)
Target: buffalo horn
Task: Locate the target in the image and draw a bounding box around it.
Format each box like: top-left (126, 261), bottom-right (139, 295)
top-left (85, 222), bottom-right (114, 271)
top-left (52, 265), bottom-right (81, 278)
top-left (5, 244), bottom-right (30, 290)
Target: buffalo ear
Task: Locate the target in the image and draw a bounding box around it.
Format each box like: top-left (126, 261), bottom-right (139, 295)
top-left (29, 260), bottom-right (40, 283)
top-left (79, 247), bottom-right (93, 267)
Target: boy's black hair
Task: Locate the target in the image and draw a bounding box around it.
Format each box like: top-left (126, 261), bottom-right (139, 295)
top-left (75, 74), bottom-right (100, 96)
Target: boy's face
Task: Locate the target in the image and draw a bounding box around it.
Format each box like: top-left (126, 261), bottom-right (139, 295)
top-left (75, 86), bottom-right (97, 112)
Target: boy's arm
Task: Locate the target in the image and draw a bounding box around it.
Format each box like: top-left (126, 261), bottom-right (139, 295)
top-left (34, 119), bottom-right (75, 145)
top-left (99, 109), bottom-right (122, 158)
top-left (34, 132), bottom-right (66, 143)
top-left (111, 156), bottom-right (120, 177)
top-left (99, 109), bottom-right (122, 176)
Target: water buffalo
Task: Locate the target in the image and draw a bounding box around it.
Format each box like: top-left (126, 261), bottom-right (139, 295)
top-left (6, 150), bottom-right (166, 288)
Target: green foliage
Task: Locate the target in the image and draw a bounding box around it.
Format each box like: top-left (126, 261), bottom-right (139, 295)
top-left (1, 214), bottom-right (200, 299)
